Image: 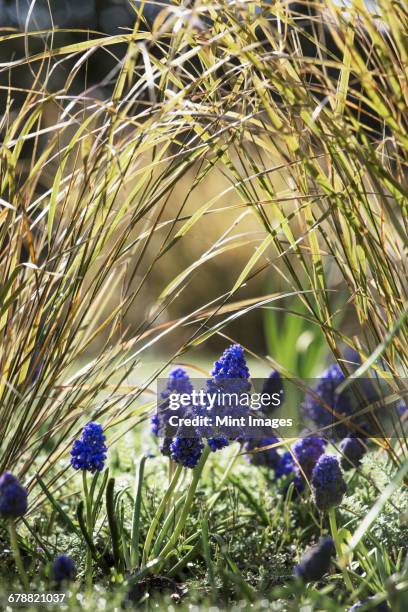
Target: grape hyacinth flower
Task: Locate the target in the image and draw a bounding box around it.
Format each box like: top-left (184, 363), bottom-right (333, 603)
top-left (207, 435), bottom-right (229, 452)
top-left (70, 422), bottom-right (107, 473)
top-left (292, 436), bottom-right (327, 478)
top-left (52, 555), bottom-right (76, 586)
top-left (70, 422), bottom-right (107, 588)
top-left (260, 370), bottom-right (284, 416)
top-left (397, 399), bottom-right (407, 416)
top-left (0, 472), bottom-right (28, 519)
top-left (152, 368), bottom-right (193, 439)
top-left (274, 451), bottom-right (295, 478)
top-left (244, 435), bottom-right (280, 468)
top-left (0, 472), bottom-right (29, 589)
top-left (339, 437), bottom-right (366, 471)
top-left (273, 452), bottom-right (305, 497)
top-left (303, 364), bottom-right (355, 438)
top-left (294, 536), bottom-right (335, 582)
top-left (304, 364), bottom-right (345, 426)
top-left (311, 455), bottom-right (353, 590)
top-left (311, 454), bottom-right (347, 512)
top-left (159, 436), bottom-right (173, 458)
top-left (169, 436), bottom-right (204, 469)
top-left (153, 368), bottom-right (207, 469)
top-left (205, 344), bottom-right (251, 447)
top-left (211, 344), bottom-right (250, 385)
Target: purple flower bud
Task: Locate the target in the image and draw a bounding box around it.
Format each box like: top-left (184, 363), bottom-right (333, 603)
top-left (52, 555), bottom-right (76, 585)
top-left (70, 422), bottom-right (107, 473)
top-left (0, 472), bottom-right (28, 519)
top-left (294, 536), bottom-right (335, 582)
top-left (292, 436), bottom-right (326, 478)
top-left (339, 437), bottom-right (366, 471)
top-left (311, 454), bottom-right (347, 511)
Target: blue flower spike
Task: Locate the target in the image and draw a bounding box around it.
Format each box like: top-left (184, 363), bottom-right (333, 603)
top-left (52, 555), bottom-right (76, 586)
top-left (311, 454), bottom-right (347, 512)
top-left (0, 472), bottom-right (29, 588)
top-left (152, 368), bottom-right (193, 438)
top-left (70, 423), bottom-right (107, 588)
top-left (169, 437), bottom-right (204, 469)
top-left (70, 422), bottom-right (107, 473)
top-left (339, 437), bottom-right (366, 471)
top-left (152, 368), bottom-right (206, 468)
top-left (0, 472), bottom-right (28, 519)
top-left (275, 451), bottom-right (295, 479)
top-left (292, 436), bottom-right (327, 478)
top-left (211, 344), bottom-right (250, 384)
top-left (244, 435), bottom-right (281, 468)
top-left (207, 344), bottom-right (250, 448)
top-left (261, 370), bottom-right (284, 416)
top-left (304, 364), bottom-right (351, 437)
top-left (294, 536), bottom-right (335, 582)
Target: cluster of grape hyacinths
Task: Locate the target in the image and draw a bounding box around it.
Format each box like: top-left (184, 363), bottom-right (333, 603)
top-left (70, 422), bottom-right (107, 473)
top-left (339, 436), bottom-right (366, 471)
top-left (311, 454), bottom-right (347, 512)
top-left (153, 345), bottom-right (252, 468)
top-left (294, 536), bottom-right (335, 582)
top-left (152, 367), bottom-right (205, 468)
top-left (52, 555), bottom-right (76, 587)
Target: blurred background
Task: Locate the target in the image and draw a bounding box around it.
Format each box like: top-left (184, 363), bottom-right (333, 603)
top-left (0, 0), bottom-right (359, 366)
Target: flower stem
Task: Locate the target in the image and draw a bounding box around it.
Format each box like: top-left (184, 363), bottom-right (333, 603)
top-left (82, 471), bottom-right (93, 590)
top-left (8, 520), bottom-right (29, 590)
top-left (159, 445), bottom-right (210, 560)
top-left (142, 463), bottom-right (183, 564)
top-left (208, 443), bottom-right (241, 511)
top-left (328, 507), bottom-right (353, 592)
